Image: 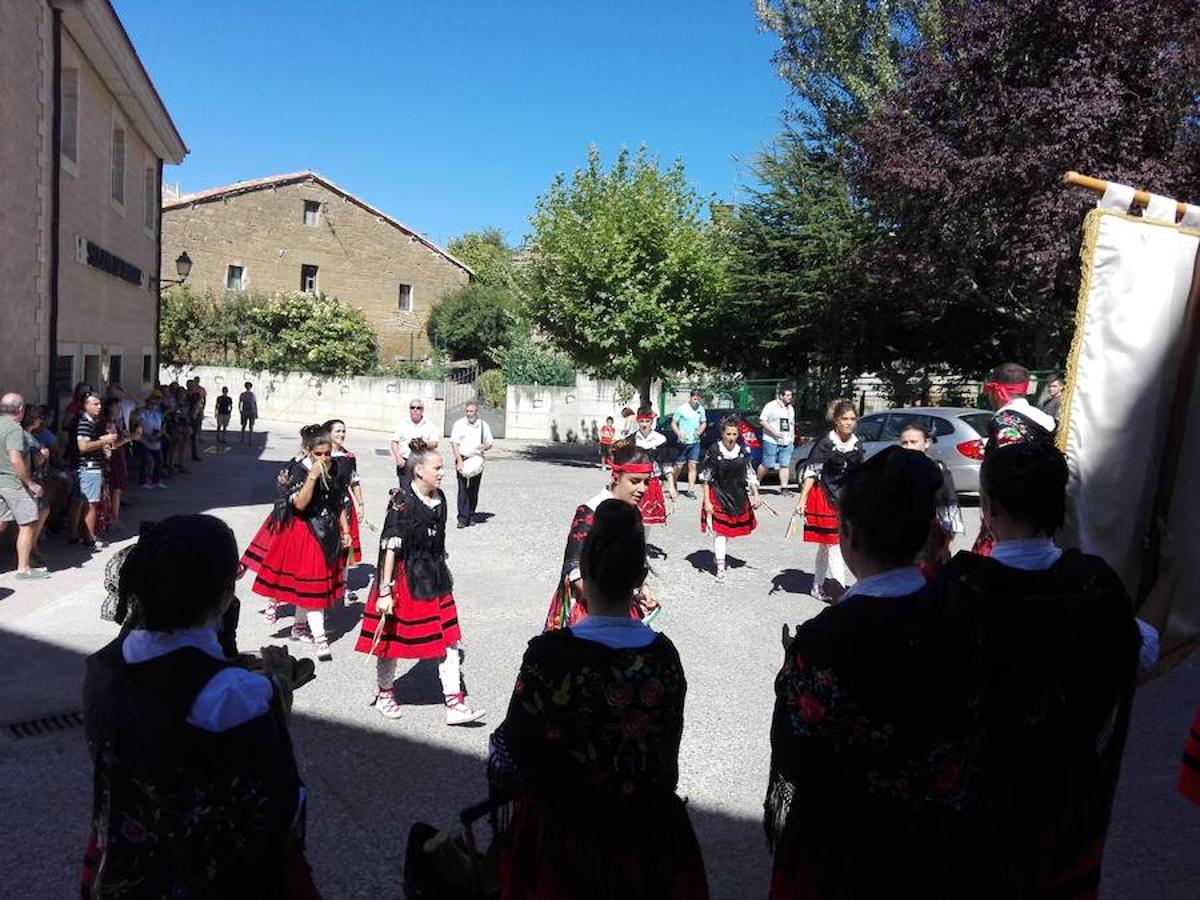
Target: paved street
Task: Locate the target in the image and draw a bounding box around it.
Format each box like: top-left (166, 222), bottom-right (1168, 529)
top-left (0, 421), bottom-right (1197, 898)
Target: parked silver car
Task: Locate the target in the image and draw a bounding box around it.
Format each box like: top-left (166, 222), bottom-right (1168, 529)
top-left (855, 407), bottom-right (991, 494)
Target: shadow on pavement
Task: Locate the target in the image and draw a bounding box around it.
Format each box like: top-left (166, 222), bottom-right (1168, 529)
top-left (511, 443), bottom-right (605, 469)
top-left (769, 568), bottom-right (816, 596)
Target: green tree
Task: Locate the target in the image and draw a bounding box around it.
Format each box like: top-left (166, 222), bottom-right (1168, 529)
top-left (425, 283), bottom-right (520, 368)
top-left (723, 134), bottom-right (880, 377)
top-left (448, 228), bottom-right (517, 290)
top-left (496, 332), bottom-right (576, 386)
top-left (524, 145), bottom-right (728, 403)
top-left (756, 0), bottom-right (943, 142)
top-left (247, 293), bottom-right (378, 376)
top-left (159, 285), bottom-right (209, 366)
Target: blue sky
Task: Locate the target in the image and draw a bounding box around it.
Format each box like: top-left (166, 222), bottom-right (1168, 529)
top-left (115, 1), bottom-right (791, 249)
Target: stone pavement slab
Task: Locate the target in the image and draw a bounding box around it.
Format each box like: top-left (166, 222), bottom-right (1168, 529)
top-left (0, 421), bottom-right (1194, 898)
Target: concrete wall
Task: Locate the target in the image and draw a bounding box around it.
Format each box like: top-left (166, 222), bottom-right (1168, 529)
top-left (161, 178), bottom-right (471, 365)
top-left (55, 26), bottom-right (163, 401)
top-left (0, 1), bottom-right (53, 403)
top-left (165, 364), bottom-right (448, 436)
top-left (505, 375), bottom-right (676, 442)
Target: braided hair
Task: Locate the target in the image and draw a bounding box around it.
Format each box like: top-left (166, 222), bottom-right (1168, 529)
top-left (117, 515), bottom-right (239, 631)
top-left (838, 445), bottom-right (941, 568)
top-left (980, 441), bottom-right (1068, 537)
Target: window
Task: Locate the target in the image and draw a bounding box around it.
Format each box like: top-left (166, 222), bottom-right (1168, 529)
top-left (61, 68), bottom-right (79, 169)
top-left (855, 414), bottom-right (887, 442)
top-left (142, 353), bottom-right (153, 384)
top-left (55, 355), bottom-right (75, 397)
top-left (108, 354), bottom-right (123, 387)
top-left (110, 118), bottom-right (126, 207)
top-left (303, 200), bottom-right (320, 227)
top-left (143, 166), bottom-right (157, 232)
top-left (882, 414), bottom-right (930, 441)
top-left (960, 413), bottom-right (992, 438)
top-left (929, 416), bottom-right (955, 437)
top-left (300, 264), bottom-right (318, 293)
top-left (226, 265), bottom-right (244, 290)
top-left (398, 282), bottom-right (413, 312)
top-left (83, 354), bottom-right (101, 389)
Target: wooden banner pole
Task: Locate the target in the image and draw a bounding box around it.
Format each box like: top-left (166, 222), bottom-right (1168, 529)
top-left (1062, 171), bottom-right (1189, 222)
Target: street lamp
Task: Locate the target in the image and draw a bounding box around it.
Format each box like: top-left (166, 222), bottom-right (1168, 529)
top-left (152, 251), bottom-right (192, 288)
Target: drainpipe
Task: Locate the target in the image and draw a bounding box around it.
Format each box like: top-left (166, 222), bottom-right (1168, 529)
top-left (46, 4), bottom-right (63, 409)
top-left (154, 158), bottom-right (163, 382)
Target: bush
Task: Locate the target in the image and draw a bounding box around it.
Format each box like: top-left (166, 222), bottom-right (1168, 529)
top-left (498, 333), bottom-right (576, 386)
top-left (425, 283), bottom-right (520, 368)
top-left (476, 369), bottom-right (507, 408)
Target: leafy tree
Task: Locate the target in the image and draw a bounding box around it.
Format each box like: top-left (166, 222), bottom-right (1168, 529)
top-left (496, 332), bottom-right (576, 386)
top-left (524, 145), bottom-right (728, 403)
top-left (850, 0), bottom-right (1200, 368)
top-left (160, 286), bottom-right (209, 367)
top-left (248, 293), bottom-right (378, 376)
top-left (425, 283), bottom-right (520, 368)
top-left (448, 228), bottom-right (518, 290)
top-left (723, 133), bottom-right (880, 377)
top-left (756, 0), bottom-right (942, 142)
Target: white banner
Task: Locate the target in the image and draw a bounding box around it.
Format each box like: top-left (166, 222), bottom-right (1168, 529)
top-left (1060, 204), bottom-right (1200, 658)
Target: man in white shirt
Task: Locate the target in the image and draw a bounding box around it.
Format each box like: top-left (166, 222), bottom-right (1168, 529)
top-left (758, 382), bottom-right (796, 491)
top-left (450, 402), bottom-right (494, 528)
top-left (390, 397), bottom-right (439, 487)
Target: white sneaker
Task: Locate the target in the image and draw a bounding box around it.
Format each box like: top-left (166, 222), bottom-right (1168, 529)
top-left (372, 688), bottom-right (403, 719)
top-left (445, 694), bottom-right (486, 726)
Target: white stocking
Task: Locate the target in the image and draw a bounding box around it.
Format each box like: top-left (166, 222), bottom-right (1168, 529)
top-left (376, 657), bottom-right (398, 690)
top-left (714, 535), bottom-right (728, 567)
top-left (438, 643), bottom-right (463, 698)
top-left (294, 607), bottom-right (326, 641)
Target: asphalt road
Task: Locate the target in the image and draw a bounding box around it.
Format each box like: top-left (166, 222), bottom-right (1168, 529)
top-left (0, 421), bottom-right (1195, 898)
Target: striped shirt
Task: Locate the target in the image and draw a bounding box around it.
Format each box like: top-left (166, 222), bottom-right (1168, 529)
top-left (75, 414), bottom-right (105, 470)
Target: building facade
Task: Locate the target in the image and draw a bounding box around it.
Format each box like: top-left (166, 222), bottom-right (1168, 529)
top-left (160, 172), bottom-right (472, 364)
top-left (0, 0), bottom-right (187, 407)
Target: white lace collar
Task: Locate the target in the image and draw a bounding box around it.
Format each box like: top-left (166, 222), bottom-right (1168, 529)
top-left (827, 430), bottom-right (859, 451)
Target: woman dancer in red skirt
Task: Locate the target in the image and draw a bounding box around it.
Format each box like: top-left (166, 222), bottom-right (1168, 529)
top-left (632, 406), bottom-right (676, 526)
top-left (242, 425), bottom-right (349, 660)
top-left (794, 399), bottom-right (863, 601)
top-left (700, 416), bottom-right (762, 582)
top-left (544, 442), bottom-right (660, 630)
top-left (355, 439), bottom-right (485, 726)
top-left (324, 418), bottom-right (364, 601)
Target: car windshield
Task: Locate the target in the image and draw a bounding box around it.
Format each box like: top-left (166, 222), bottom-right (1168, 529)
top-left (959, 413), bottom-right (992, 437)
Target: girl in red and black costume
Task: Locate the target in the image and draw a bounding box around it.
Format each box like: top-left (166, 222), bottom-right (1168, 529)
top-left (795, 399), bottom-right (864, 601)
top-left (632, 406), bottom-right (676, 526)
top-left (544, 442), bottom-right (661, 630)
top-left (242, 425), bottom-right (349, 661)
top-left (323, 418), bottom-right (364, 602)
top-left (355, 439), bottom-right (485, 726)
top-left (972, 362), bottom-right (1057, 556)
top-left (701, 416), bottom-right (762, 583)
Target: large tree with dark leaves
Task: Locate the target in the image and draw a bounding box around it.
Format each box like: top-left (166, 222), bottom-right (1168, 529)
top-left (850, 0), bottom-right (1200, 367)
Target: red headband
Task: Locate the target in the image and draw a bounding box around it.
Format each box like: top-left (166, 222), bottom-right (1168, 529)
top-left (637, 413), bottom-right (655, 422)
top-left (983, 380), bottom-right (1029, 406)
top-left (612, 463), bottom-right (653, 475)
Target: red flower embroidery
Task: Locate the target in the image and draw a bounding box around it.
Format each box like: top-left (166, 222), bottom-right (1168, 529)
top-left (121, 817), bottom-right (149, 844)
top-left (622, 711), bottom-right (650, 740)
top-left (797, 692), bottom-right (826, 724)
top-left (639, 679), bottom-right (664, 707)
top-left (605, 682), bottom-right (634, 708)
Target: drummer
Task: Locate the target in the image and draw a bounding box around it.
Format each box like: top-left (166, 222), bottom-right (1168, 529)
top-left (450, 402), bottom-right (494, 528)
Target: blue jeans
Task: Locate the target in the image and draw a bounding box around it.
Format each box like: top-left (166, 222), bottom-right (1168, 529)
top-left (675, 442), bottom-right (702, 464)
top-left (761, 439), bottom-right (791, 470)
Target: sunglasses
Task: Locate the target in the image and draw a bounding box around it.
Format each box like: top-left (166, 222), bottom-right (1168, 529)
top-left (410, 405), bottom-right (424, 410)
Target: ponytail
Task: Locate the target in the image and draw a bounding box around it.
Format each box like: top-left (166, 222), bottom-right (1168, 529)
top-left (580, 500), bottom-right (647, 599)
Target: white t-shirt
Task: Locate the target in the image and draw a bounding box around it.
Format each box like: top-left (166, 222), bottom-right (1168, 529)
top-left (761, 399), bottom-right (794, 445)
top-left (450, 417), bottom-right (494, 458)
top-left (392, 417), bottom-right (438, 459)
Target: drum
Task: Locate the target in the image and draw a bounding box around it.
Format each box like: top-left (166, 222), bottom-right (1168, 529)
top-left (460, 455), bottom-right (485, 480)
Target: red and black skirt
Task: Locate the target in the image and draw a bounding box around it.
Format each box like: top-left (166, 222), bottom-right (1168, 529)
top-left (240, 514), bottom-right (276, 575)
top-left (544, 581), bottom-right (645, 632)
top-left (703, 485), bottom-right (756, 537)
top-left (248, 517), bottom-right (343, 610)
top-left (355, 562), bottom-right (462, 659)
top-left (345, 501), bottom-right (363, 565)
top-left (640, 478), bottom-right (668, 526)
top-left (1181, 707), bottom-right (1200, 805)
top-left (802, 485), bottom-right (839, 545)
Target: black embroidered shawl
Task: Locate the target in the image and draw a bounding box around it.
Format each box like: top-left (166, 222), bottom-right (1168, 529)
top-left (381, 485), bottom-right (452, 599)
top-left (805, 437), bottom-right (865, 502)
top-left (700, 443), bottom-right (751, 516)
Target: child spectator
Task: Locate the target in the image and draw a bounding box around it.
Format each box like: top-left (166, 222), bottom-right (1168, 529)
top-left (599, 415), bottom-right (616, 468)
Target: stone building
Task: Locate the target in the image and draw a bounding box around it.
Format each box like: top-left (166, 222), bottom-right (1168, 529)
top-left (0, 0), bottom-right (187, 407)
top-left (160, 172), bottom-right (472, 364)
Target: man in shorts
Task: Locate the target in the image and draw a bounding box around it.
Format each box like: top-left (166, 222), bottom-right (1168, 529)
top-left (238, 382), bottom-right (258, 445)
top-left (672, 388), bottom-right (706, 497)
top-left (215, 387), bottom-right (233, 443)
top-left (758, 382), bottom-right (796, 491)
top-left (0, 393), bottom-right (49, 579)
